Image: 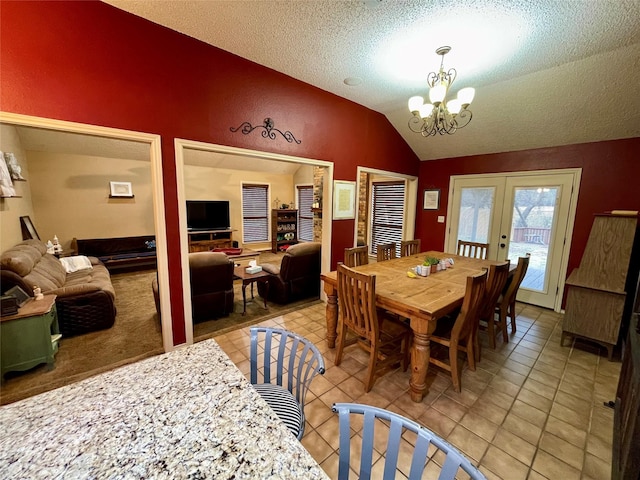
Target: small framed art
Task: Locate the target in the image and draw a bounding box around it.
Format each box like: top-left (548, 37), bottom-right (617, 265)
top-left (423, 189), bottom-right (440, 210)
top-left (109, 181), bottom-right (134, 198)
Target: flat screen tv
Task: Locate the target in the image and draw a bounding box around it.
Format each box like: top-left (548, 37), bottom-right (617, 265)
top-left (186, 200), bottom-right (230, 231)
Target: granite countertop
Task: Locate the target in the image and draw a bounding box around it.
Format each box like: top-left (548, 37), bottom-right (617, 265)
top-left (0, 339), bottom-right (329, 479)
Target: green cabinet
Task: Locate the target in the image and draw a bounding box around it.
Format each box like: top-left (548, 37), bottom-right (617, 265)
top-left (1, 294), bottom-right (60, 379)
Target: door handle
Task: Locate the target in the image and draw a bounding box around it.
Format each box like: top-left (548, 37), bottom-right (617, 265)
top-left (500, 243), bottom-right (506, 248)
top-left (501, 235), bottom-right (507, 239)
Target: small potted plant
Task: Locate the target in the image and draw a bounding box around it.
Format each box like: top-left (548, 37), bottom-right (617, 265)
top-left (424, 256), bottom-right (440, 274)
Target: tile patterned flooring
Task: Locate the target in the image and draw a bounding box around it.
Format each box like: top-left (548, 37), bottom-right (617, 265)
top-left (213, 302), bottom-right (620, 479)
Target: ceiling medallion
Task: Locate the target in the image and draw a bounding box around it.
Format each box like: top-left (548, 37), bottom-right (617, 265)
top-left (408, 46), bottom-right (475, 137)
top-left (230, 118), bottom-right (301, 144)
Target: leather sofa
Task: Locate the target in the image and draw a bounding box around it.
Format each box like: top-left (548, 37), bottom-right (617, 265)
top-left (152, 252), bottom-right (234, 322)
top-left (258, 242), bottom-right (321, 304)
top-left (72, 235), bottom-right (156, 273)
top-left (0, 239), bottom-right (116, 336)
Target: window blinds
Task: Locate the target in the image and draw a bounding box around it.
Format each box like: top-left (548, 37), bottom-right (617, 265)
top-left (371, 181), bottom-right (405, 256)
top-left (297, 185), bottom-right (314, 242)
top-left (242, 184), bottom-right (269, 243)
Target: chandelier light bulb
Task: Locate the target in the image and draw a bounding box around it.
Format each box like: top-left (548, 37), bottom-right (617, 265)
top-left (447, 99), bottom-right (462, 115)
top-left (408, 96), bottom-right (424, 112)
top-left (457, 87), bottom-right (475, 106)
top-left (418, 103), bottom-right (434, 118)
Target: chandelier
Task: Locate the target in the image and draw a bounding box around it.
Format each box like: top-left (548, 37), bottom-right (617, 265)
top-left (408, 46), bottom-right (475, 137)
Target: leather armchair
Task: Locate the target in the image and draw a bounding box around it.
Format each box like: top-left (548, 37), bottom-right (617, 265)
top-left (258, 242), bottom-right (321, 304)
top-left (153, 252), bottom-right (234, 322)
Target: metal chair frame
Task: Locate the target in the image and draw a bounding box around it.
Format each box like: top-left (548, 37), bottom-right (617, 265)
top-left (333, 403), bottom-right (487, 480)
top-left (250, 326), bottom-right (325, 440)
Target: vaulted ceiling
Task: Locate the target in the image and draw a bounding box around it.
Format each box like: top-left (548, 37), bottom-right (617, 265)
top-left (103, 0), bottom-right (640, 161)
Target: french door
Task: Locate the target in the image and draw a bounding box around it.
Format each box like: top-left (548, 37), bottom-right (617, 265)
top-left (446, 169), bottom-right (581, 310)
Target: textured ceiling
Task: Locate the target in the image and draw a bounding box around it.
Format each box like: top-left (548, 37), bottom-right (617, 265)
top-left (103, 0), bottom-right (640, 161)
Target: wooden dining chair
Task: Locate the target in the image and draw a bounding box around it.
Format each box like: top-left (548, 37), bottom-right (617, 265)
top-left (475, 261), bottom-right (511, 355)
top-left (400, 239), bottom-right (421, 257)
top-left (332, 403), bottom-right (488, 480)
top-left (344, 245), bottom-right (369, 267)
top-left (428, 270), bottom-right (487, 392)
top-left (457, 240), bottom-right (489, 259)
top-left (376, 243), bottom-right (397, 262)
top-left (335, 263), bottom-right (412, 392)
top-left (494, 254), bottom-right (531, 342)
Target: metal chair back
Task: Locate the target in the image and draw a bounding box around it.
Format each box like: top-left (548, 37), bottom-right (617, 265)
top-left (333, 403), bottom-right (487, 480)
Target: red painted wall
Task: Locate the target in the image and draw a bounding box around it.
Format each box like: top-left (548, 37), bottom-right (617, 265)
top-left (416, 138), bottom-right (640, 303)
top-left (0, 1), bottom-right (419, 345)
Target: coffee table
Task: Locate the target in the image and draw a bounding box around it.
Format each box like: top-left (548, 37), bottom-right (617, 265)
top-left (233, 266), bottom-right (270, 315)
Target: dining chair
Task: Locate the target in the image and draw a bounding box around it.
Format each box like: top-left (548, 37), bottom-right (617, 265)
top-left (344, 245), bottom-right (369, 267)
top-left (493, 254), bottom-right (531, 343)
top-left (457, 240), bottom-right (489, 259)
top-left (400, 239), bottom-right (421, 257)
top-left (428, 270), bottom-right (487, 392)
top-left (249, 326), bottom-right (325, 440)
top-left (335, 263), bottom-right (411, 392)
top-left (475, 261), bottom-right (511, 355)
top-left (376, 242), bottom-right (397, 262)
top-left (332, 403), bottom-right (487, 480)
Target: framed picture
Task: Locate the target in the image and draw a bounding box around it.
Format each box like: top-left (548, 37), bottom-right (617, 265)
top-left (333, 180), bottom-right (356, 220)
top-left (423, 189), bottom-right (440, 210)
top-left (20, 216), bottom-right (40, 240)
top-left (0, 152), bottom-right (16, 197)
top-left (109, 181), bottom-right (134, 198)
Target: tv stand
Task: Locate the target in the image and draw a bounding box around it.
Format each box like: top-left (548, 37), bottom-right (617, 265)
top-left (188, 229), bottom-right (234, 252)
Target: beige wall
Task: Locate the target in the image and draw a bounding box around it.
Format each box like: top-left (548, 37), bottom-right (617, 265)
top-left (184, 165), bottom-right (298, 251)
top-left (26, 151), bottom-right (154, 249)
top-left (0, 124), bottom-right (35, 251)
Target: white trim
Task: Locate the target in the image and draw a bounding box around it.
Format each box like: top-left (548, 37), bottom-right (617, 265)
top-left (0, 111), bottom-right (174, 351)
top-left (175, 139), bottom-right (334, 320)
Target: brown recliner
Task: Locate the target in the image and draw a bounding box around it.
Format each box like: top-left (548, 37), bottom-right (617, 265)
top-left (152, 252), bottom-right (234, 322)
top-left (257, 242), bottom-right (321, 304)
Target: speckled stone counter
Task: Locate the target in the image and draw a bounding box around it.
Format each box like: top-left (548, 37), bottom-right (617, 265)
top-left (0, 339), bottom-right (329, 479)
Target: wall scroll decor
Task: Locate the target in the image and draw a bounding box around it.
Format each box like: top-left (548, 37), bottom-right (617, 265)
top-left (230, 117), bottom-right (301, 144)
top-left (423, 189), bottom-right (440, 210)
top-left (109, 181), bottom-right (134, 198)
top-left (333, 180), bottom-right (356, 220)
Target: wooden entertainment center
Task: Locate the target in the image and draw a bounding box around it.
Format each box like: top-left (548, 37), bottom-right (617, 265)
top-left (188, 229), bottom-right (234, 252)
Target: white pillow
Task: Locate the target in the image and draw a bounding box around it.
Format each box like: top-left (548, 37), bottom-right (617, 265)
top-left (59, 255), bottom-right (93, 273)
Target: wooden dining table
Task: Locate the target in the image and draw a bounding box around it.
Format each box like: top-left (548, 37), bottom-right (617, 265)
top-left (321, 251), bottom-right (511, 402)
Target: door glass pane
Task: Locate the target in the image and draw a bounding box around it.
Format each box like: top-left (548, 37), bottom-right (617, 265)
top-left (507, 186), bottom-right (558, 292)
top-left (457, 187), bottom-right (495, 244)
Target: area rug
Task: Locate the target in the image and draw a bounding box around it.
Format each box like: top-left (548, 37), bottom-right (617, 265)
top-left (1, 252), bottom-right (320, 405)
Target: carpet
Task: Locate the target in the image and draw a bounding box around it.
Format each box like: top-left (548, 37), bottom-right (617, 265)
top-left (0, 252), bottom-right (320, 405)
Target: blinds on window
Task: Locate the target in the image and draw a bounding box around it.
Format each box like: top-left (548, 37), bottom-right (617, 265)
top-left (242, 184), bottom-right (269, 243)
top-left (297, 185), bottom-right (314, 242)
top-left (371, 181), bottom-right (405, 256)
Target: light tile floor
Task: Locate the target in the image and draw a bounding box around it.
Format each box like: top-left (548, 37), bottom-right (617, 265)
top-left (214, 302), bottom-right (619, 480)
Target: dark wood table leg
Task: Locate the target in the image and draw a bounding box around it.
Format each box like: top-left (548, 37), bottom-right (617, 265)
top-left (241, 282), bottom-right (248, 316)
top-left (262, 279), bottom-right (269, 309)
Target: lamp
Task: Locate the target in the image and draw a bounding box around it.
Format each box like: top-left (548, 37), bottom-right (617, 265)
top-left (408, 46), bottom-right (475, 137)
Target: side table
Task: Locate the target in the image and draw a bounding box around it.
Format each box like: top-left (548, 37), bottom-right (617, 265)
top-left (1, 294), bottom-right (60, 380)
top-left (233, 266), bottom-right (270, 316)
